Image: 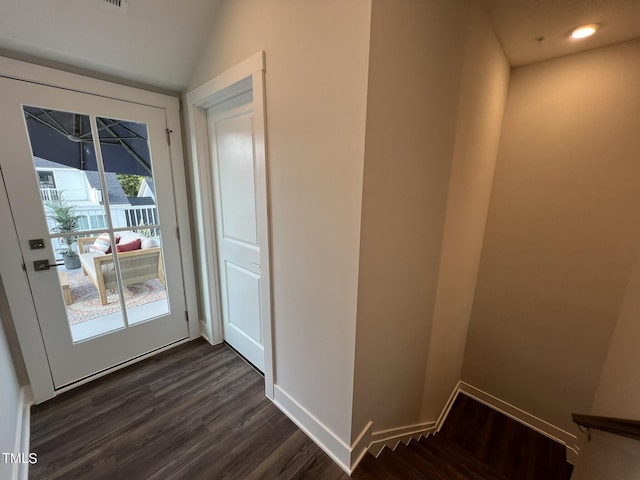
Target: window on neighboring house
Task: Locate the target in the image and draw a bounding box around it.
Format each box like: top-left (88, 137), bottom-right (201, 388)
top-left (78, 214), bottom-right (107, 231)
top-left (38, 171), bottom-right (56, 189)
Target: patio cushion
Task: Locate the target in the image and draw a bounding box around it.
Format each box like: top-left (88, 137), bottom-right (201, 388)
top-left (117, 237), bottom-right (142, 252)
top-left (79, 252), bottom-right (102, 278)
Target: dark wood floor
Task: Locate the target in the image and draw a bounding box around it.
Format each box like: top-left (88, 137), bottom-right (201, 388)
top-left (355, 392), bottom-right (573, 480)
top-left (30, 340), bottom-right (573, 479)
top-left (438, 393), bottom-right (573, 480)
top-left (30, 339), bottom-right (351, 480)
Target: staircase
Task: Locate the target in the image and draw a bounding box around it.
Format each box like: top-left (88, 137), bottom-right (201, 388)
top-left (353, 393), bottom-right (574, 479)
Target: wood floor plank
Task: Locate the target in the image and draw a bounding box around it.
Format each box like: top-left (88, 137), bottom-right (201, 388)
top-left (243, 431), bottom-right (323, 480)
top-left (438, 392), bottom-right (573, 480)
top-left (353, 394), bottom-right (573, 480)
top-left (391, 443), bottom-right (448, 479)
top-left (30, 339), bottom-right (353, 480)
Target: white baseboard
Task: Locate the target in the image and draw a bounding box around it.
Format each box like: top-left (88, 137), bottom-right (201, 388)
top-left (350, 420), bottom-right (373, 472)
top-left (436, 380), bottom-right (463, 432)
top-left (272, 380), bottom-right (580, 475)
top-left (272, 385), bottom-right (366, 475)
top-left (12, 386), bottom-right (33, 480)
top-left (199, 322), bottom-right (211, 344)
top-left (367, 421), bottom-right (437, 457)
top-left (458, 382), bottom-right (580, 464)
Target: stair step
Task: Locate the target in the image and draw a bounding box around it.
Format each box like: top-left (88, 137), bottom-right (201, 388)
top-left (355, 438), bottom-right (508, 480)
top-left (362, 448), bottom-right (425, 479)
top-left (438, 394), bottom-right (573, 480)
top-left (413, 435), bottom-right (509, 480)
top-left (354, 394), bottom-right (574, 479)
top-left (391, 443), bottom-right (448, 479)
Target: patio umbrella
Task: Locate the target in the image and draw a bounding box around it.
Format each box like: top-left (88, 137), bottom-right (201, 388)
top-left (23, 106), bottom-right (152, 177)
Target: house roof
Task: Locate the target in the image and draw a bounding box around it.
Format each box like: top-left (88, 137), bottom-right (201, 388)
top-left (127, 196), bottom-right (155, 206)
top-left (34, 157), bottom-right (66, 170)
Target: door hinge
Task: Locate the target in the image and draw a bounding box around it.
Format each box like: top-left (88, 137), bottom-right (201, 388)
top-left (185, 311), bottom-right (189, 322)
top-left (21, 262), bottom-right (26, 272)
top-left (166, 128), bottom-right (173, 146)
top-left (176, 226), bottom-right (180, 240)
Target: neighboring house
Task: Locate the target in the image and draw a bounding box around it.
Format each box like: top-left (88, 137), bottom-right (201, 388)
top-left (35, 157), bottom-right (157, 234)
top-left (1, 2), bottom-right (639, 478)
top-left (137, 177), bottom-right (155, 202)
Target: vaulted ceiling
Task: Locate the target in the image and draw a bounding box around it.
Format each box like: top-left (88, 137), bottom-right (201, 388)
top-left (0, 0), bottom-right (639, 92)
top-left (0, 0), bottom-right (220, 92)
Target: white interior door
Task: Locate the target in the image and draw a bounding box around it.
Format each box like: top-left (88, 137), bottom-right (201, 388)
top-left (0, 76), bottom-right (188, 388)
top-left (207, 91), bottom-right (265, 371)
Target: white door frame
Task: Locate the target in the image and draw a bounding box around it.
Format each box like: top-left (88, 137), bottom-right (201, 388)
top-left (185, 51), bottom-right (274, 398)
top-left (0, 56), bottom-right (200, 403)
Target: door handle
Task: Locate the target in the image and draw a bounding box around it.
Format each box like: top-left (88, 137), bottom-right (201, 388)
top-left (33, 259), bottom-right (58, 271)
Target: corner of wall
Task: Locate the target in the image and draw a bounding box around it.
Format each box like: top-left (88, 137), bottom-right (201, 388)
top-left (272, 385), bottom-right (360, 475)
top-left (419, 0), bottom-right (511, 425)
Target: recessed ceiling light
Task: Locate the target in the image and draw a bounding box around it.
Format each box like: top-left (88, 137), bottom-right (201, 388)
top-left (571, 24), bottom-right (599, 39)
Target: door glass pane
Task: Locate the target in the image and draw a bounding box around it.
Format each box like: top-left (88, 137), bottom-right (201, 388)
top-left (23, 106), bottom-right (108, 233)
top-left (51, 233), bottom-right (125, 343)
top-left (23, 107), bottom-right (172, 341)
top-left (95, 117), bottom-right (169, 325)
top-left (117, 229), bottom-right (169, 325)
top-left (23, 107), bottom-right (123, 342)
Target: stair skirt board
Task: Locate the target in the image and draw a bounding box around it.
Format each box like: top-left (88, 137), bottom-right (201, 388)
top-left (355, 380), bottom-right (580, 470)
top-left (451, 381), bottom-right (580, 464)
top-left (366, 422), bottom-right (437, 457)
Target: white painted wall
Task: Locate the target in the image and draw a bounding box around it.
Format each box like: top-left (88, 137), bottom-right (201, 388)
top-left (421, 0), bottom-right (510, 422)
top-left (572, 431), bottom-right (640, 480)
top-left (572, 248), bottom-right (640, 479)
top-left (186, 0), bottom-right (371, 446)
top-left (464, 39), bottom-right (640, 434)
top-left (0, 306), bottom-right (22, 480)
top-left (352, 0), bottom-right (474, 439)
top-left (590, 250), bottom-right (640, 420)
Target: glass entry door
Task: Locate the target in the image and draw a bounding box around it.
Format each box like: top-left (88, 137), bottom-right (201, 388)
top-left (0, 76), bottom-right (188, 388)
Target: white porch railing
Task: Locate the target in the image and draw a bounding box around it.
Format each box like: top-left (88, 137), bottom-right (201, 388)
top-left (45, 204), bottom-right (158, 233)
top-left (40, 188), bottom-right (101, 204)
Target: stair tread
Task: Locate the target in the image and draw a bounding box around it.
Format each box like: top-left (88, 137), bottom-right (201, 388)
top-left (355, 394), bottom-right (573, 479)
top-left (391, 443), bottom-right (448, 479)
top-left (364, 448), bottom-right (425, 479)
top-left (413, 435), bottom-right (509, 480)
top-left (437, 394), bottom-right (573, 480)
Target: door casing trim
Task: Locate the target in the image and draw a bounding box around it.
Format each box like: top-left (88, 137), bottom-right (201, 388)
top-left (185, 51), bottom-right (275, 399)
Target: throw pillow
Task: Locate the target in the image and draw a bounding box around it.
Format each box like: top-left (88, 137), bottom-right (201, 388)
top-left (118, 231), bottom-right (140, 244)
top-left (89, 233), bottom-right (111, 254)
top-left (141, 237), bottom-right (159, 249)
top-left (117, 237), bottom-right (142, 253)
top-left (88, 233), bottom-right (120, 254)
